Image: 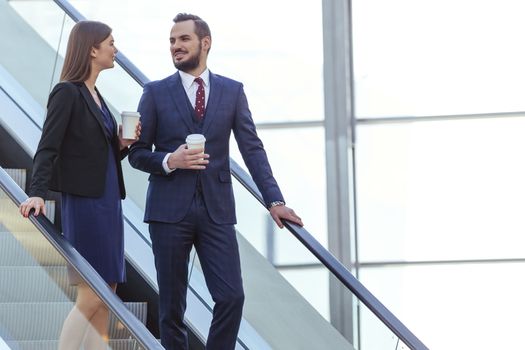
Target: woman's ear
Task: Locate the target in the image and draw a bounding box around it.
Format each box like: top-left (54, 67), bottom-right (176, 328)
top-left (90, 47), bottom-right (97, 58)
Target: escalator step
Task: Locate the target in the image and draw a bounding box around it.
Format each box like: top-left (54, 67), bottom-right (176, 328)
top-left (0, 301), bottom-right (147, 341)
top-left (0, 266), bottom-right (75, 302)
top-left (0, 231), bottom-right (65, 266)
top-left (0, 198), bottom-right (37, 233)
top-left (43, 266), bottom-right (76, 300)
top-left (6, 339), bottom-right (145, 350)
top-left (44, 200), bottom-right (55, 224)
top-left (0, 232), bottom-right (40, 266)
top-left (4, 168), bottom-right (26, 191)
top-left (0, 198), bottom-right (55, 228)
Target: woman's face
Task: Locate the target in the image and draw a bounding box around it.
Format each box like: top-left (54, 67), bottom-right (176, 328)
top-left (92, 34), bottom-right (118, 71)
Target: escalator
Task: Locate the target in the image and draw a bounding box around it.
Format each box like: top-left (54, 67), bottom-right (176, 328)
top-left (0, 0), bottom-right (429, 349)
top-left (0, 166), bottom-right (161, 349)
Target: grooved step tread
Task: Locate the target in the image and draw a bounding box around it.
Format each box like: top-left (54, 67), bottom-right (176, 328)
top-left (0, 230), bottom-right (65, 266)
top-left (0, 302), bottom-right (147, 341)
top-left (6, 338), bottom-right (146, 350)
top-left (0, 266), bottom-right (75, 302)
top-left (4, 168), bottom-right (26, 190)
top-left (0, 197), bottom-right (56, 230)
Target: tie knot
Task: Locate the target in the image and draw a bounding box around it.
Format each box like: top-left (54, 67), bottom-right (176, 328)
top-left (194, 77), bottom-right (204, 86)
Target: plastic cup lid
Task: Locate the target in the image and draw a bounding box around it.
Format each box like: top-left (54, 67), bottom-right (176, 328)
top-left (121, 111), bottom-right (141, 117)
top-left (186, 134), bottom-right (206, 143)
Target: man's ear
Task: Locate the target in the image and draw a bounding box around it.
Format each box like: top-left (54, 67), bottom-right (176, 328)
top-left (202, 37), bottom-right (211, 53)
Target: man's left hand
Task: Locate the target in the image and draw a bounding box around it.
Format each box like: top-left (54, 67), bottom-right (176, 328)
top-left (270, 205), bottom-right (303, 229)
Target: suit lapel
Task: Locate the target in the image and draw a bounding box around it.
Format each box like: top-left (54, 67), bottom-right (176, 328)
top-left (166, 72), bottom-right (195, 133)
top-left (78, 83), bottom-right (109, 143)
top-left (202, 72), bottom-right (223, 135)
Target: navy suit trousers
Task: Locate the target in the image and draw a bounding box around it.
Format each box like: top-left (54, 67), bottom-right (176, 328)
top-left (149, 192), bottom-right (245, 350)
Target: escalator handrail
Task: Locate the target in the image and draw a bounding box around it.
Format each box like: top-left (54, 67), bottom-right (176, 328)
top-left (0, 167), bottom-right (163, 350)
top-left (48, 1), bottom-right (428, 348)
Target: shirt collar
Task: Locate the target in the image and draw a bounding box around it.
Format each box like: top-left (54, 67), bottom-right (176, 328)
top-left (179, 69), bottom-right (210, 89)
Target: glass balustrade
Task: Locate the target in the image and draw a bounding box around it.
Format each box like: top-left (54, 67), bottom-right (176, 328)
top-left (0, 185), bottom-right (149, 350)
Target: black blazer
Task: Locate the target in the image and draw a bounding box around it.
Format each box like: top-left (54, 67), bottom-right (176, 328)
top-left (28, 81), bottom-right (128, 199)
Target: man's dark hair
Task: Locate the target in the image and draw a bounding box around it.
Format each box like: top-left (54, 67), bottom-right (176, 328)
top-left (173, 13), bottom-right (211, 40)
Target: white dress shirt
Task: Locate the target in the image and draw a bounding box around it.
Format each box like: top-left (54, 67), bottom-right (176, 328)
top-left (162, 69), bottom-right (210, 173)
top-left (179, 69), bottom-right (210, 108)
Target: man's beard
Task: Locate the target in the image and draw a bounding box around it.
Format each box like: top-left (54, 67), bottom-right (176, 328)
top-left (174, 44), bottom-right (202, 72)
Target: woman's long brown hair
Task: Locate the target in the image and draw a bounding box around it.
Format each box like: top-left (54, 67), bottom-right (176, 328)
top-left (60, 21), bottom-right (112, 82)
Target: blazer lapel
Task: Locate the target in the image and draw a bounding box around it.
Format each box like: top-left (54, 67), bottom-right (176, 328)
top-left (98, 93), bottom-right (117, 137)
top-left (202, 71), bottom-right (223, 135)
top-left (166, 72), bottom-right (195, 133)
top-left (78, 83), bottom-right (108, 143)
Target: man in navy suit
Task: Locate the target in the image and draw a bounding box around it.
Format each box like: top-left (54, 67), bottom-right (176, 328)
top-left (129, 13), bottom-right (303, 350)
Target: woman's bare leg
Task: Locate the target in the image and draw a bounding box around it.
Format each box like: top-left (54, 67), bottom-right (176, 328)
top-left (83, 283), bottom-right (117, 350)
top-left (58, 282), bottom-right (117, 350)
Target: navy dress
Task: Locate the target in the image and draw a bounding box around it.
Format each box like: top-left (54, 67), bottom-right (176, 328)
top-left (61, 100), bottom-right (126, 285)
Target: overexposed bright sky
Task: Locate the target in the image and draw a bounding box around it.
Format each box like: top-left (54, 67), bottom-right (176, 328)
top-left (353, 0), bottom-right (525, 117)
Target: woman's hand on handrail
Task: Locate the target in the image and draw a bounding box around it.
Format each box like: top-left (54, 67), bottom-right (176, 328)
top-left (20, 196), bottom-right (46, 217)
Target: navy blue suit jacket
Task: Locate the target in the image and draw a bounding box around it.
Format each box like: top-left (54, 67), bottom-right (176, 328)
top-left (129, 71), bottom-right (284, 225)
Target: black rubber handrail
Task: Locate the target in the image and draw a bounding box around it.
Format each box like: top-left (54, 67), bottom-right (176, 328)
top-left (0, 167), bottom-right (163, 350)
top-left (47, 1), bottom-right (429, 348)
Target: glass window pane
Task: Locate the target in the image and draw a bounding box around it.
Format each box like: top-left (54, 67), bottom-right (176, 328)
top-left (69, 0), bottom-right (324, 122)
top-left (356, 116), bottom-right (525, 261)
top-left (231, 127), bottom-right (327, 253)
top-left (360, 263), bottom-right (525, 350)
top-left (4, 1), bottom-right (76, 107)
top-left (353, 0), bottom-right (525, 117)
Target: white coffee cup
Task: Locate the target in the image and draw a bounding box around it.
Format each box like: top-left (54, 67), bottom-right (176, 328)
top-left (185, 134), bottom-right (206, 152)
top-left (186, 134), bottom-right (206, 161)
top-left (121, 111), bottom-right (140, 139)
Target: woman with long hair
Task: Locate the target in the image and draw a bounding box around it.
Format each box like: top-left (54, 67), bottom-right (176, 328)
top-left (19, 20), bottom-right (139, 349)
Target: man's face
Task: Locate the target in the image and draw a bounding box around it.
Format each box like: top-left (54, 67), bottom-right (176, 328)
top-left (170, 20), bottom-right (207, 73)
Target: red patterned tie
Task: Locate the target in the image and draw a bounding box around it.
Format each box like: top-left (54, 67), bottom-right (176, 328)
top-left (194, 77), bottom-right (205, 121)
